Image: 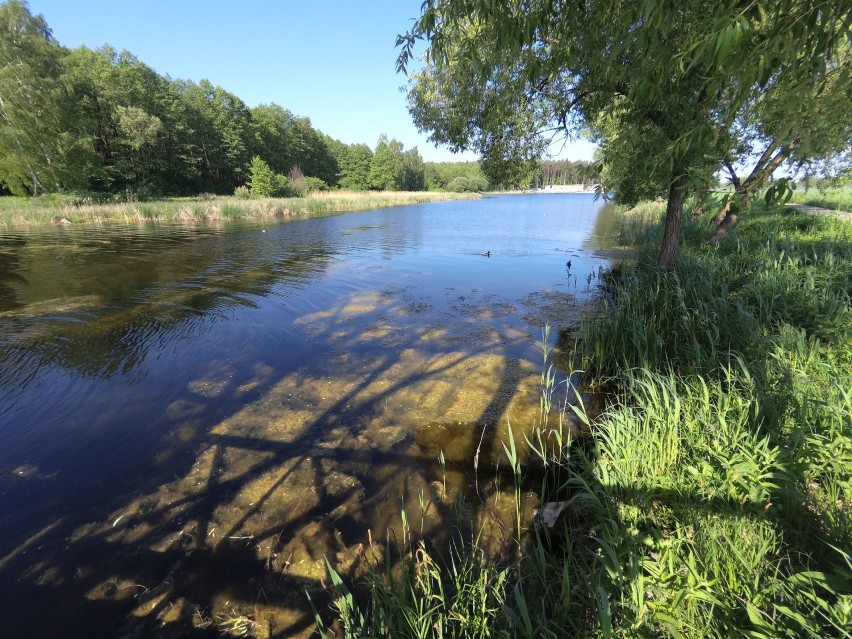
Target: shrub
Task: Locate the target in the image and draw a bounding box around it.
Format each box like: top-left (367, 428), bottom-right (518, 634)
top-left (233, 185), bottom-right (251, 199)
top-left (446, 175), bottom-right (488, 192)
top-left (249, 156), bottom-right (277, 197)
top-left (275, 174), bottom-right (298, 198)
top-left (288, 166), bottom-right (308, 196)
top-left (304, 176), bottom-right (329, 193)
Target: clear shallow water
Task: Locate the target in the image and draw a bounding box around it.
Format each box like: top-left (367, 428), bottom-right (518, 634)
top-left (0, 193), bottom-right (611, 638)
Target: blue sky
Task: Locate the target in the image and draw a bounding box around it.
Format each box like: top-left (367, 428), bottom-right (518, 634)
top-left (29, 0), bottom-right (596, 163)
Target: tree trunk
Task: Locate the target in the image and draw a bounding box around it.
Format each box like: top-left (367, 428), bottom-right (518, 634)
top-left (692, 181), bottom-right (709, 218)
top-left (709, 210), bottom-right (738, 244)
top-left (710, 136), bottom-right (801, 243)
top-left (713, 200), bottom-right (732, 226)
top-left (658, 171), bottom-right (688, 270)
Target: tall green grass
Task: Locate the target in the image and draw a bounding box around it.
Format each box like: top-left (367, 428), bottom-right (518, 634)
top-left (580, 203), bottom-right (852, 636)
top-left (788, 186), bottom-right (852, 212)
top-left (316, 203), bottom-right (851, 638)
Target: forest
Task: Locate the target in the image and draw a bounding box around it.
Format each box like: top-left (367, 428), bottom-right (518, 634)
top-left (0, 1), bottom-right (600, 199)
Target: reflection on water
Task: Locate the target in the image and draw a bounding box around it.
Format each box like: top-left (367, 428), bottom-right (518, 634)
top-left (0, 194), bottom-right (611, 638)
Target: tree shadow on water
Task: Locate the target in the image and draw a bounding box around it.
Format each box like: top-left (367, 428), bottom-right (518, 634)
top-left (0, 322), bottom-right (536, 638)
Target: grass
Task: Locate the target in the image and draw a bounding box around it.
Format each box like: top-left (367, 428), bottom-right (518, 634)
top-left (0, 190), bottom-right (479, 228)
top-left (579, 202), bottom-right (852, 636)
top-left (788, 185), bottom-right (852, 212)
top-left (316, 200), bottom-right (851, 638)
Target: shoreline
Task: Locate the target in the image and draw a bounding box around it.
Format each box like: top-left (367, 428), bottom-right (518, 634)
top-left (489, 184), bottom-right (598, 195)
top-left (0, 191), bottom-right (480, 229)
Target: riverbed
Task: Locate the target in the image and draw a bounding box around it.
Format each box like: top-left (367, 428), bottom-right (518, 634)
top-left (0, 193), bottom-right (612, 638)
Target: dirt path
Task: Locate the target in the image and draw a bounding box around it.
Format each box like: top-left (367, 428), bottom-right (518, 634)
top-left (785, 203), bottom-right (852, 222)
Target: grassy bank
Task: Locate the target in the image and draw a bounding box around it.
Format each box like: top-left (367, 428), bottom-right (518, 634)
top-left (577, 202), bottom-right (851, 636)
top-left (788, 186), bottom-right (852, 212)
top-left (318, 202), bottom-right (851, 637)
top-left (0, 190), bottom-right (479, 228)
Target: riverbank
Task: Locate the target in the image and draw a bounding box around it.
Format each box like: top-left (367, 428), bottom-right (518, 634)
top-left (786, 202), bottom-right (852, 222)
top-left (0, 190), bottom-right (480, 228)
top-left (575, 201), bottom-right (851, 636)
top-left (322, 201), bottom-right (852, 637)
top-left (788, 185), bottom-right (852, 214)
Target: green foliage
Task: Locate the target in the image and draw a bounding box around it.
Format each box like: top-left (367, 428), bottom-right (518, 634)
top-left (446, 175), bottom-right (488, 192)
top-left (250, 104), bottom-right (340, 186)
top-left (287, 166), bottom-right (308, 196)
top-left (315, 539), bottom-right (510, 639)
top-left (400, 147), bottom-right (426, 191)
top-left (0, 2), bottom-right (429, 198)
top-left (245, 157), bottom-right (299, 198)
top-left (400, 0), bottom-right (852, 264)
top-left (725, 42), bottom-right (852, 205)
top-left (577, 203), bottom-right (852, 634)
top-left (584, 370), bottom-right (852, 637)
top-left (537, 159), bottom-right (601, 188)
top-left (303, 176), bottom-right (328, 193)
top-left (0, 0), bottom-right (95, 194)
top-left (366, 135), bottom-right (426, 192)
top-left (248, 156), bottom-right (276, 197)
top-left (585, 204), bottom-right (852, 373)
top-left (424, 161), bottom-right (490, 191)
top-left (789, 186), bottom-right (852, 212)
top-left (368, 134), bottom-right (402, 190)
top-left (338, 143), bottom-right (373, 190)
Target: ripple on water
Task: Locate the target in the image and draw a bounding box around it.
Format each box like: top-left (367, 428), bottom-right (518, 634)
top-left (0, 195), bottom-right (612, 638)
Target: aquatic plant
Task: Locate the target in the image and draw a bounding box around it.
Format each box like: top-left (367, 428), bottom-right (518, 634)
top-left (0, 190), bottom-right (479, 228)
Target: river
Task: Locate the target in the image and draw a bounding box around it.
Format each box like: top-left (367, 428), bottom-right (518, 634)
top-left (0, 193), bottom-right (612, 638)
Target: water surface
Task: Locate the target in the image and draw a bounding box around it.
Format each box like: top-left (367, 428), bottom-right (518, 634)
top-left (0, 194), bottom-right (611, 638)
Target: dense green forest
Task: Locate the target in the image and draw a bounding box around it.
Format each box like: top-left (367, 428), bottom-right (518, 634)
top-left (0, 1), bottom-right (600, 199)
top-left (0, 1), bottom-right (419, 197)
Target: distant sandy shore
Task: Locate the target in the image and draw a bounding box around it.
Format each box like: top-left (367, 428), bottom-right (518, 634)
top-left (538, 184), bottom-right (597, 194)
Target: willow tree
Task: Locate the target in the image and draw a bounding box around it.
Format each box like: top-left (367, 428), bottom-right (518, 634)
top-left (711, 45), bottom-right (852, 241)
top-left (399, 1), bottom-right (851, 268)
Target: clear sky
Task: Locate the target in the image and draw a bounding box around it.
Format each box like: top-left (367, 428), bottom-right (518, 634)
top-left (27, 0), bottom-right (597, 163)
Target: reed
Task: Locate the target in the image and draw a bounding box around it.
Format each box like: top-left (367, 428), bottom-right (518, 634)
top-left (0, 190), bottom-right (479, 228)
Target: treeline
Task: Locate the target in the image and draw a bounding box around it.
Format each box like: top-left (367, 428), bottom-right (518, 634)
top-left (536, 159), bottom-right (600, 188)
top-left (424, 162), bottom-right (489, 192)
top-left (423, 159), bottom-right (601, 192)
top-left (0, 1), bottom-right (433, 198)
top-left (0, 1), bottom-right (602, 198)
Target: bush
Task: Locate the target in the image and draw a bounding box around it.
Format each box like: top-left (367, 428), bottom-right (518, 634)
top-left (275, 174), bottom-right (298, 198)
top-left (233, 185), bottom-right (251, 199)
top-left (304, 176), bottom-right (329, 193)
top-left (288, 167), bottom-right (308, 196)
top-left (446, 175), bottom-right (488, 192)
top-left (249, 156), bottom-right (277, 197)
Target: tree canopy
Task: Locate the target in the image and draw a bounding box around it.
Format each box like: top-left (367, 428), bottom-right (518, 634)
top-left (0, 1), bottom-right (431, 198)
top-left (399, 0), bottom-right (852, 267)
top-left (0, 0), bottom-right (94, 195)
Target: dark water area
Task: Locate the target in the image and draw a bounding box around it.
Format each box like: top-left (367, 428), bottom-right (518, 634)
top-left (0, 194), bottom-right (613, 638)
